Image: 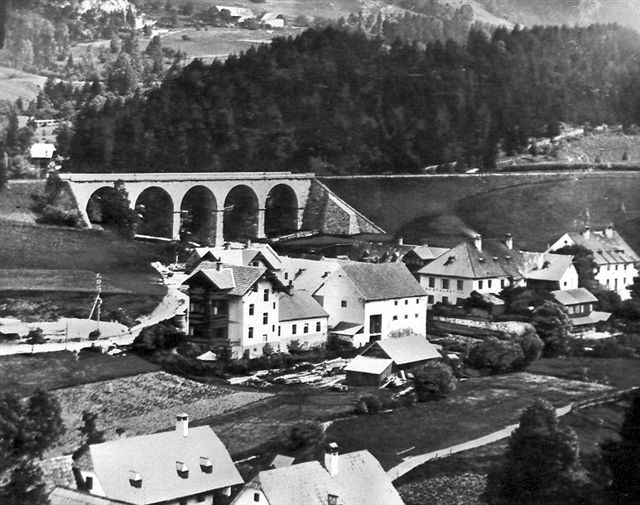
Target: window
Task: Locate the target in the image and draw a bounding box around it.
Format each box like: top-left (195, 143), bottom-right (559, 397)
top-left (404, 314), bottom-right (408, 319)
top-left (197, 494), bottom-right (206, 503)
top-left (272, 325), bottom-right (275, 332)
top-left (254, 493), bottom-right (261, 502)
top-left (304, 323), bottom-right (309, 334)
top-left (284, 272), bottom-right (289, 280)
top-left (263, 313), bottom-right (268, 324)
top-left (341, 300), bottom-right (347, 308)
top-left (394, 300), bottom-right (398, 306)
top-left (415, 313), bottom-right (419, 318)
top-left (393, 315), bottom-right (398, 321)
top-left (488, 280), bottom-right (492, 288)
top-left (457, 280), bottom-right (463, 291)
top-left (427, 295), bottom-right (434, 304)
top-left (405, 299), bottom-right (409, 305)
top-left (248, 327), bottom-right (254, 339)
top-left (292, 324), bottom-right (297, 335)
top-left (249, 304), bottom-right (255, 316)
top-left (501, 279), bottom-right (506, 288)
top-left (416, 299), bottom-right (419, 304)
top-left (316, 321), bottom-right (321, 332)
top-left (263, 289), bottom-right (269, 301)
top-left (428, 277), bottom-right (435, 288)
top-left (442, 296), bottom-right (449, 304)
top-left (478, 280), bottom-right (483, 289)
top-left (273, 302), bottom-right (276, 309)
top-left (278, 326), bottom-right (281, 336)
top-left (441, 279), bottom-right (449, 289)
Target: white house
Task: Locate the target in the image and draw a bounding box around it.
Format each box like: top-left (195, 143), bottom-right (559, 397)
top-left (75, 414), bottom-right (243, 505)
top-left (313, 262), bottom-right (428, 348)
top-left (182, 262), bottom-right (283, 357)
top-left (417, 234), bottom-right (526, 306)
top-left (259, 12), bottom-right (285, 28)
top-left (548, 225), bottom-right (639, 299)
top-left (189, 242), bottom-right (282, 273)
top-left (277, 256), bottom-right (344, 292)
top-left (278, 289), bottom-right (329, 350)
top-left (523, 251), bottom-right (579, 291)
top-left (231, 443), bottom-right (404, 505)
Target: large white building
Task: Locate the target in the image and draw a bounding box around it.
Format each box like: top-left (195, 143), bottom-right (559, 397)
top-left (548, 226), bottom-right (639, 299)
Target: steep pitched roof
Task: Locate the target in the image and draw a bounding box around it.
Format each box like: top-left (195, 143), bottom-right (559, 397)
top-left (279, 257), bottom-right (343, 293)
top-left (279, 290), bottom-right (328, 322)
top-left (368, 335), bottom-right (441, 365)
top-left (523, 252), bottom-right (575, 282)
top-left (338, 263), bottom-right (426, 301)
top-left (551, 287), bottom-right (598, 306)
top-left (249, 451), bottom-right (404, 505)
top-left (193, 244), bottom-right (282, 271)
top-left (183, 263), bottom-right (267, 296)
top-left (418, 239), bottom-right (526, 280)
top-left (563, 229), bottom-right (640, 265)
top-left (89, 425), bottom-right (242, 505)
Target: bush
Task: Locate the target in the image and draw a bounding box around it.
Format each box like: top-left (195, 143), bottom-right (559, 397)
top-left (26, 327), bottom-right (46, 345)
top-left (510, 325), bottom-right (544, 369)
top-left (287, 339), bottom-right (302, 353)
top-left (286, 421), bottom-right (325, 451)
top-left (356, 394), bottom-right (383, 414)
top-left (88, 329), bottom-right (101, 341)
top-left (262, 343), bottom-right (275, 356)
top-left (130, 321), bottom-right (183, 355)
top-left (413, 362), bottom-right (457, 401)
top-left (466, 337), bottom-right (525, 374)
top-left (35, 204), bottom-right (82, 227)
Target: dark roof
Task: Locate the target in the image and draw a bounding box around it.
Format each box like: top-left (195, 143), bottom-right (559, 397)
top-left (88, 425), bottom-right (242, 505)
top-left (339, 263), bottom-right (426, 301)
top-left (564, 229), bottom-right (640, 265)
top-left (418, 239), bottom-right (526, 280)
top-left (551, 287), bottom-right (598, 306)
top-left (183, 263), bottom-right (267, 296)
top-left (279, 290), bottom-right (328, 321)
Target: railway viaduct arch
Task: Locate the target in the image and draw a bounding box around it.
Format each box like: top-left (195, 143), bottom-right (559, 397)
top-left (60, 172), bottom-right (314, 245)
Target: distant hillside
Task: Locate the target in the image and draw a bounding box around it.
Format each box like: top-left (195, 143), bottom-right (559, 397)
top-left (322, 172), bottom-right (640, 253)
top-left (477, 0), bottom-right (640, 31)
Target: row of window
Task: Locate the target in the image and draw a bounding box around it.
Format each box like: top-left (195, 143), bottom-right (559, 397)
top-left (427, 277), bottom-right (505, 290)
top-left (603, 263), bottom-right (633, 271)
top-left (248, 302), bottom-right (276, 315)
top-left (392, 314), bottom-right (420, 320)
top-left (393, 299), bottom-right (421, 306)
top-left (248, 321), bottom-right (323, 338)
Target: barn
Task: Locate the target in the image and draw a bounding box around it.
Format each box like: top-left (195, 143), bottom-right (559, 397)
top-left (344, 356), bottom-right (394, 386)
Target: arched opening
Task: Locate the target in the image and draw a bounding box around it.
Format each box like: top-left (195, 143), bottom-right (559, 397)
top-left (180, 186), bottom-right (217, 245)
top-left (265, 184), bottom-right (299, 237)
top-left (223, 185), bottom-right (259, 242)
top-left (135, 186), bottom-right (174, 238)
top-left (86, 186), bottom-right (119, 226)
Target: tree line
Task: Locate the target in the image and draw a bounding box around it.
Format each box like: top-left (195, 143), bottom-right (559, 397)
top-left (65, 23), bottom-right (640, 175)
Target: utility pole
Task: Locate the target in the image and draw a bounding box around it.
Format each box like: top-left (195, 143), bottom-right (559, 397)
top-left (89, 273), bottom-right (102, 332)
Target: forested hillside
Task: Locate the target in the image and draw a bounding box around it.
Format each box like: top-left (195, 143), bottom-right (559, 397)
top-left (67, 24), bottom-right (640, 175)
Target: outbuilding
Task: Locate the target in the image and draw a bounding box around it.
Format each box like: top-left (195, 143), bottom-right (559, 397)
top-left (344, 355), bottom-right (393, 386)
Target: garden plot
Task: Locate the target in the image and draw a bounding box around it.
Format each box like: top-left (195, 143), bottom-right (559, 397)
top-left (50, 371), bottom-right (272, 456)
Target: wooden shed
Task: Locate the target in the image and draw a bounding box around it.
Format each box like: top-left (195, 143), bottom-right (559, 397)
top-left (344, 356), bottom-right (393, 386)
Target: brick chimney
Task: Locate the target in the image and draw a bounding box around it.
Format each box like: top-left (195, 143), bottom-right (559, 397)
top-left (605, 225), bottom-right (614, 239)
top-left (324, 442), bottom-right (339, 476)
top-left (474, 235), bottom-right (482, 252)
top-left (176, 413), bottom-right (188, 438)
top-left (505, 233), bottom-right (513, 250)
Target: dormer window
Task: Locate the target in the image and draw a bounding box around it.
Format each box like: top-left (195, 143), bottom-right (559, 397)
top-left (176, 461), bottom-right (189, 479)
top-left (200, 457), bottom-right (213, 474)
top-left (129, 471), bottom-right (142, 488)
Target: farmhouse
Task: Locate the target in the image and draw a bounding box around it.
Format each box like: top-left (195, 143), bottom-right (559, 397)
top-left (551, 288), bottom-right (611, 331)
top-left (345, 334), bottom-right (441, 386)
top-left (74, 414), bottom-right (243, 505)
top-left (278, 289), bottom-right (328, 350)
top-left (230, 443), bottom-right (404, 505)
top-left (523, 251), bottom-right (579, 291)
top-left (183, 262), bottom-right (284, 357)
top-left (548, 226), bottom-right (639, 299)
top-left (214, 5), bottom-right (254, 22)
top-left (313, 262), bottom-right (428, 347)
top-left (30, 142), bottom-right (57, 175)
top-left (259, 12), bottom-right (285, 28)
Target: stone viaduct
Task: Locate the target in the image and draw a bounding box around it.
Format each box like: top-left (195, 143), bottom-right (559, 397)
top-left (56, 171), bottom-right (383, 245)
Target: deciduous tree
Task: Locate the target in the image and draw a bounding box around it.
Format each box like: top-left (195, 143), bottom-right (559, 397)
top-left (413, 362), bottom-right (457, 401)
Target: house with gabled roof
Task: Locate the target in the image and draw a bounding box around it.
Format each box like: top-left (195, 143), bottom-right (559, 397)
top-left (401, 244), bottom-right (448, 275)
top-left (278, 289), bottom-right (328, 350)
top-left (231, 443), bottom-right (404, 505)
top-left (74, 414), bottom-right (243, 505)
top-left (522, 251), bottom-right (579, 291)
top-left (187, 242), bottom-right (282, 274)
top-left (551, 288), bottom-right (611, 331)
top-left (183, 261), bottom-right (285, 357)
top-left (548, 225), bottom-right (639, 299)
top-left (313, 262), bottom-right (427, 347)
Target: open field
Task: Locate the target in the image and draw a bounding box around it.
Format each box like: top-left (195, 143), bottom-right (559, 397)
top-left (0, 65), bottom-right (47, 103)
top-left (0, 269), bottom-right (129, 293)
top-left (0, 351), bottom-right (160, 397)
top-left (322, 171), bottom-right (640, 251)
top-left (326, 372), bottom-right (610, 470)
top-left (0, 180), bottom-right (43, 224)
top-left (49, 371), bottom-right (273, 456)
top-left (528, 357), bottom-right (640, 390)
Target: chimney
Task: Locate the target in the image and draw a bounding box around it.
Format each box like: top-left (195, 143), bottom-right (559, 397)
top-left (215, 261), bottom-right (222, 271)
top-left (605, 225), bottom-right (614, 239)
top-left (129, 471), bottom-right (142, 488)
top-left (324, 442), bottom-right (339, 476)
top-left (288, 279), bottom-right (293, 293)
top-left (328, 494), bottom-right (339, 505)
top-left (224, 242), bottom-right (230, 250)
top-left (536, 253), bottom-right (544, 270)
top-left (582, 226), bottom-right (591, 239)
top-left (176, 413), bottom-right (188, 437)
top-left (245, 238), bottom-right (252, 249)
top-left (396, 236), bottom-right (404, 245)
top-left (505, 233), bottom-right (513, 250)
top-left (474, 235), bottom-right (482, 252)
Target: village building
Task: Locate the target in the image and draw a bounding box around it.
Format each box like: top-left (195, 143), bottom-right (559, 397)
top-left (30, 142), bottom-right (57, 176)
top-left (230, 443), bottom-right (404, 505)
top-left (278, 289), bottom-right (329, 350)
top-left (401, 244), bottom-right (448, 276)
top-left (312, 262), bottom-right (428, 347)
top-left (182, 262), bottom-right (284, 357)
top-left (187, 242), bottom-right (282, 273)
top-left (523, 252), bottom-right (579, 291)
top-left (344, 334), bottom-right (441, 386)
top-left (259, 12), bottom-right (285, 28)
top-left (214, 5), bottom-right (254, 22)
top-left (548, 226), bottom-right (639, 299)
top-left (551, 288), bottom-right (611, 331)
top-left (277, 256), bottom-right (344, 293)
top-left (49, 487), bottom-right (129, 505)
top-left (74, 414), bottom-right (243, 505)
top-left (417, 234), bottom-right (527, 306)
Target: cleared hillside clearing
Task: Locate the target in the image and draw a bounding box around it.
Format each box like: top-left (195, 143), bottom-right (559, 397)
top-left (0, 65), bottom-right (47, 103)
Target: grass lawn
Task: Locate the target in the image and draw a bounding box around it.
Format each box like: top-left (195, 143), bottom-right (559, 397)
top-left (0, 351), bottom-right (160, 397)
top-left (0, 65), bottom-right (47, 103)
top-left (325, 372), bottom-right (609, 470)
top-left (528, 357), bottom-right (640, 389)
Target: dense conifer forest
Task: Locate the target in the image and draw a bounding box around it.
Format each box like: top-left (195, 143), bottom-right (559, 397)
top-left (67, 24), bottom-right (640, 175)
